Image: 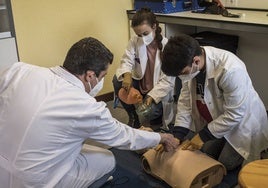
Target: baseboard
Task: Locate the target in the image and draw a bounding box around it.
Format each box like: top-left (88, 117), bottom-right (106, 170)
top-left (95, 92), bottom-right (114, 102)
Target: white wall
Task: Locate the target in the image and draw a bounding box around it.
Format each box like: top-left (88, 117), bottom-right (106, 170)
top-left (223, 0), bottom-right (268, 9)
top-left (11, 0), bottom-right (133, 95)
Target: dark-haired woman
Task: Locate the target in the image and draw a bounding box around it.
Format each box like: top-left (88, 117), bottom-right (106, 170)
top-left (113, 8), bottom-right (175, 129)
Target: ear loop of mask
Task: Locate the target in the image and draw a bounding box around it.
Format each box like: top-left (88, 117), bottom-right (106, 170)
top-left (88, 75), bottom-right (99, 91)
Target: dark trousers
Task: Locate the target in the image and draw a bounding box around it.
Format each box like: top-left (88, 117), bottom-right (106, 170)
top-left (202, 138), bottom-right (244, 187)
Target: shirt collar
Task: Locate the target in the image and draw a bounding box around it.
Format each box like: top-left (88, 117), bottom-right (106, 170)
top-left (49, 66), bottom-right (85, 90)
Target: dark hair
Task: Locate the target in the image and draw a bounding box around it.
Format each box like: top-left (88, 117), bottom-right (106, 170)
top-left (131, 8), bottom-right (163, 51)
top-left (161, 34), bottom-right (202, 76)
top-left (63, 37), bottom-right (113, 76)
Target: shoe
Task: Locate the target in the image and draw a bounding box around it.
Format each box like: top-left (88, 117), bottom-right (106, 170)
top-left (127, 111), bottom-right (140, 129)
top-left (149, 115), bottom-right (162, 126)
top-left (261, 148), bottom-right (268, 159)
top-left (107, 176), bottom-right (113, 182)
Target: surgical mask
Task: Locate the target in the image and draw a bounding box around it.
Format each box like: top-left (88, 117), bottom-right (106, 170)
top-left (178, 64), bottom-right (200, 83)
top-left (142, 32), bottom-right (154, 45)
top-left (88, 77), bottom-right (104, 97)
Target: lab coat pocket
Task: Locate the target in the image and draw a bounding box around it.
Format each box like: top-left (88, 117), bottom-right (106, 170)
top-left (213, 86), bottom-right (223, 112)
top-left (214, 84), bottom-right (223, 99)
top-left (162, 101), bottom-right (174, 128)
top-left (162, 93), bottom-right (175, 128)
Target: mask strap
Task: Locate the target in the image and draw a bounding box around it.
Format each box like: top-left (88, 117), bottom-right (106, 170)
top-left (88, 74), bottom-right (98, 92)
top-left (190, 64), bottom-right (194, 74)
top-left (95, 76), bottom-right (99, 84)
top-left (190, 63), bottom-right (199, 74)
top-left (88, 81), bottom-right (92, 90)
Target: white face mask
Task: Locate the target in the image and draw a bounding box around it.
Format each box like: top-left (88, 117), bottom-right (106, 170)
top-left (88, 77), bottom-right (104, 97)
top-left (142, 31), bottom-right (154, 45)
top-left (178, 64), bottom-right (200, 83)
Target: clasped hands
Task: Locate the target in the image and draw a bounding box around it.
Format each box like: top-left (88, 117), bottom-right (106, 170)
top-left (157, 133), bottom-right (204, 153)
top-left (181, 134), bottom-right (204, 151)
top-left (158, 133), bottom-right (180, 152)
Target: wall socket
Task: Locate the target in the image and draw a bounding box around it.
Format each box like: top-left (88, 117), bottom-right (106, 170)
top-left (225, 0), bottom-right (238, 7)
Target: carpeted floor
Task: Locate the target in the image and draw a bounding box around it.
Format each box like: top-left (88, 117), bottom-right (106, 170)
top-left (106, 100), bottom-right (128, 125)
top-left (101, 148), bottom-right (171, 188)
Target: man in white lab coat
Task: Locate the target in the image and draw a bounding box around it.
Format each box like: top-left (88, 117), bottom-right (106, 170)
top-left (161, 34), bottom-right (268, 187)
top-left (0, 37), bottom-right (179, 188)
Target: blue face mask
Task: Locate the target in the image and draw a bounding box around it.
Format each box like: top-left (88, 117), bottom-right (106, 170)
top-left (178, 64), bottom-right (200, 83)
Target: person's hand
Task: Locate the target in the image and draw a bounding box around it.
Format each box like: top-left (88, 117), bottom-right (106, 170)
top-left (158, 133), bottom-right (180, 152)
top-left (122, 72), bottom-right (132, 93)
top-left (139, 126), bottom-right (153, 132)
top-left (213, 0), bottom-right (224, 9)
top-left (145, 96), bottom-right (154, 106)
top-left (133, 93), bottom-right (143, 104)
top-left (181, 134), bottom-right (204, 151)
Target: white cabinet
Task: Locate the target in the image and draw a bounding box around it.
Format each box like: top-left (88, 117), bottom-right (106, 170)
top-left (0, 0), bottom-right (18, 69)
top-left (0, 37), bottom-right (18, 69)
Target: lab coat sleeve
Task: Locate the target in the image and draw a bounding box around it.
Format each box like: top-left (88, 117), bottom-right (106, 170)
top-left (147, 72), bottom-right (175, 104)
top-left (115, 37), bottom-right (137, 81)
top-left (0, 62), bottom-right (30, 93)
top-left (174, 81), bottom-right (193, 129)
top-left (208, 68), bottom-right (247, 138)
top-left (74, 99), bottom-right (161, 150)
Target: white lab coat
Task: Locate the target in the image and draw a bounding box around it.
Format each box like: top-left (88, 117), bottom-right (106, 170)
top-left (116, 36), bottom-right (176, 127)
top-left (175, 46), bottom-right (268, 163)
top-left (0, 62), bottom-right (161, 188)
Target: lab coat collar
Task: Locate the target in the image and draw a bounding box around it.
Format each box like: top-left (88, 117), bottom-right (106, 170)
top-left (203, 47), bottom-right (215, 80)
top-left (50, 66), bottom-right (85, 91)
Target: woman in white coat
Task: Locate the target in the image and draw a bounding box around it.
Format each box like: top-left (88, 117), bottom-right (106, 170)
top-left (161, 34), bottom-right (268, 187)
top-left (113, 8), bottom-right (175, 129)
top-left (0, 37), bottom-right (180, 188)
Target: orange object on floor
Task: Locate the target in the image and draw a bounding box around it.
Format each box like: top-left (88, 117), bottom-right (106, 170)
top-left (238, 159), bottom-right (268, 188)
top-left (118, 87), bottom-right (143, 104)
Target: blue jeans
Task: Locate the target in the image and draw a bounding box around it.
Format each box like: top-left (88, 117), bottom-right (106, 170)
top-left (201, 138), bottom-right (244, 171)
top-left (185, 132), bottom-right (244, 187)
top-left (202, 138), bottom-right (244, 187)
